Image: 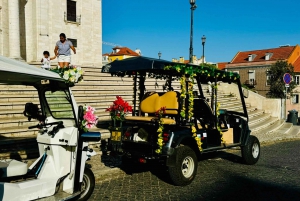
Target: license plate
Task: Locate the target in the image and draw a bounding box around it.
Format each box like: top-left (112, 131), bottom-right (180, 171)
top-left (111, 131), bottom-right (122, 141)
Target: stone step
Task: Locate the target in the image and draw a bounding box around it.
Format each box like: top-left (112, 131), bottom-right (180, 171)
top-left (0, 117), bottom-right (37, 128)
top-left (249, 113), bottom-right (271, 126)
top-left (251, 119), bottom-right (285, 137)
top-left (248, 109), bottom-right (264, 118)
top-left (284, 126), bottom-right (300, 139)
top-left (0, 136), bottom-right (39, 160)
top-left (274, 122), bottom-right (293, 134)
top-left (0, 124), bottom-right (39, 137)
top-left (249, 117), bottom-right (279, 133)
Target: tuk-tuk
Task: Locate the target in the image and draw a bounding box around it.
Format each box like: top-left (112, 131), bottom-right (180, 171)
top-left (0, 55), bottom-right (100, 200)
top-left (102, 56), bottom-right (260, 186)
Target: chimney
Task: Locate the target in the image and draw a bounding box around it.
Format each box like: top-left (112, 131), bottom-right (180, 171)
top-left (179, 57), bottom-right (184, 63)
top-left (192, 55), bottom-right (197, 63)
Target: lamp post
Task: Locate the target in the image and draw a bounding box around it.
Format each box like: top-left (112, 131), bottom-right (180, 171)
top-left (158, 51), bottom-right (162, 59)
top-left (201, 35), bottom-right (206, 67)
top-left (189, 0), bottom-right (197, 63)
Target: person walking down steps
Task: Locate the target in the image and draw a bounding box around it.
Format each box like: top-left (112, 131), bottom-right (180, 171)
top-left (41, 51), bottom-right (56, 70)
top-left (54, 33), bottom-right (76, 68)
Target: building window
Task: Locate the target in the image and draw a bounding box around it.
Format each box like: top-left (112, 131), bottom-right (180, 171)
top-left (294, 75), bottom-right (300, 85)
top-left (67, 0), bottom-right (76, 22)
top-left (266, 70), bottom-right (270, 86)
top-left (68, 38), bottom-right (77, 47)
top-left (292, 94), bottom-right (299, 104)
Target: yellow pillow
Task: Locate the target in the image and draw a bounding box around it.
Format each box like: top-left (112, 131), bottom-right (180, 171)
top-left (156, 91), bottom-right (178, 115)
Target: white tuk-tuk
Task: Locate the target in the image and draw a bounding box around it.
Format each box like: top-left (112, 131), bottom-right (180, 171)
top-left (0, 56), bottom-right (100, 201)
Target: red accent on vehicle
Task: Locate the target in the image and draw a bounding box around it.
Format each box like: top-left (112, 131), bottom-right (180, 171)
top-left (124, 131), bottom-right (131, 137)
top-left (163, 137), bottom-right (169, 142)
top-left (163, 133), bottom-right (169, 137)
top-left (139, 158), bottom-right (146, 163)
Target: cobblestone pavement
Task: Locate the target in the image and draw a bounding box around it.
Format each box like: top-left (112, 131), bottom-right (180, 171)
top-left (90, 139), bottom-right (300, 201)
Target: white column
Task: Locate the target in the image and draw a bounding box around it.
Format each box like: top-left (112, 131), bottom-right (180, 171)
top-left (8, 0), bottom-right (21, 59)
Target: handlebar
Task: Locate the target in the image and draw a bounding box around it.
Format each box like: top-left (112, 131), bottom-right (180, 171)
top-left (28, 121), bottom-right (63, 129)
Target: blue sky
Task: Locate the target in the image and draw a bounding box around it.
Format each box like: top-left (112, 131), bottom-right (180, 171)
top-left (102, 0), bottom-right (300, 63)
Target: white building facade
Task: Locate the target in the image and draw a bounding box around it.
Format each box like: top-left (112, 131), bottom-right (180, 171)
top-left (0, 0), bottom-right (102, 67)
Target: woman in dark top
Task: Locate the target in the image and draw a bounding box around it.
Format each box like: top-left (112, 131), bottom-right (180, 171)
top-left (54, 33), bottom-right (76, 68)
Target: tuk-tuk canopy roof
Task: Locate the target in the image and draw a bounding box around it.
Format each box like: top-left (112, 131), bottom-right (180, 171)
top-left (0, 55), bottom-right (64, 85)
top-left (102, 56), bottom-right (240, 83)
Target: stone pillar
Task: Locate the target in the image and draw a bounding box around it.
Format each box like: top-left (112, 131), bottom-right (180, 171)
top-left (8, 0), bottom-right (21, 59)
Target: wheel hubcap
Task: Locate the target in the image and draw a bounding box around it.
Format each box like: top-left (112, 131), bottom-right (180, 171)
top-left (181, 156), bottom-right (195, 178)
top-left (80, 173), bottom-right (91, 198)
top-left (252, 143), bottom-right (259, 158)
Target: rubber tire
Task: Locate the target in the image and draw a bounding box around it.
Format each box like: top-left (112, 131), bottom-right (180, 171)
top-left (78, 168), bottom-right (95, 201)
top-left (241, 135), bottom-right (260, 165)
top-left (168, 146), bottom-right (198, 186)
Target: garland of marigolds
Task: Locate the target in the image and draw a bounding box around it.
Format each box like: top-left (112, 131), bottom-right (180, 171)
top-left (180, 75), bottom-right (186, 118)
top-left (155, 107), bottom-right (166, 154)
top-left (188, 77), bottom-right (203, 151)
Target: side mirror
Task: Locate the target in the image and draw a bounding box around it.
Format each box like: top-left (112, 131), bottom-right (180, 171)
top-left (23, 103), bottom-right (39, 121)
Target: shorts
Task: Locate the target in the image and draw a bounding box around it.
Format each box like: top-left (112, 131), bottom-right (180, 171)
top-left (58, 55), bottom-right (71, 63)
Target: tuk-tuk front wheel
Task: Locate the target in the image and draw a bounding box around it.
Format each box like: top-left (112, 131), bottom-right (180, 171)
top-left (168, 146), bottom-right (198, 186)
top-left (241, 135), bottom-right (260, 165)
top-left (78, 168), bottom-right (95, 201)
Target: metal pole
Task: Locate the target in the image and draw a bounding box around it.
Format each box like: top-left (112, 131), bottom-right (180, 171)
top-left (189, 5), bottom-right (196, 63)
top-left (202, 42), bottom-right (205, 67)
top-left (285, 86), bottom-right (288, 120)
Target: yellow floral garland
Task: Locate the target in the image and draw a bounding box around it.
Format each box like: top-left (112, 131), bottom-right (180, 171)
top-left (188, 77), bottom-right (203, 151)
top-left (180, 76), bottom-right (202, 152)
top-left (155, 107), bottom-right (165, 154)
top-left (180, 75), bottom-right (186, 118)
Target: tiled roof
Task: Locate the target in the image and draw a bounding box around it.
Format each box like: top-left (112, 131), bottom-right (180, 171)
top-left (109, 47), bottom-right (140, 56)
top-left (294, 56), bottom-right (300, 72)
top-left (217, 62), bottom-right (228, 70)
top-left (231, 46), bottom-right (295, 64)
top-left (184, 60), bottom-right (189, 64)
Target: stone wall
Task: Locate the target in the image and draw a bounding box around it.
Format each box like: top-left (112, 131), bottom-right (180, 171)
top-left (1, 0), bottom-right (102, 67)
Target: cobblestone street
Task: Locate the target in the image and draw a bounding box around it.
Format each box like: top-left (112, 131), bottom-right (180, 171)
top-left (90, 139), bottom-right (300, 201)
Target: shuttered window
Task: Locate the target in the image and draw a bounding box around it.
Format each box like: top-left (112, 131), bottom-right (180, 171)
top-left (67, 0), bottom-right (76, 22)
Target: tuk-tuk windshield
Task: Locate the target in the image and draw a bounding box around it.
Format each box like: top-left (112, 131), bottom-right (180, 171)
top-left (45, 90), bottom-right (75, 119)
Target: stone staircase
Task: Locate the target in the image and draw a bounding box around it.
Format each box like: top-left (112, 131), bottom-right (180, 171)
top-left (0, 67), bottom-right (298, 159)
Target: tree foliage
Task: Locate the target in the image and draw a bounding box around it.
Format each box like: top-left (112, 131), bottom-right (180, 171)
top-left (267, 60), bottom-right (295, 98)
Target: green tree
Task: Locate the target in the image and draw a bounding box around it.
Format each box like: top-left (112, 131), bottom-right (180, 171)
top-left (267, 60), bottom-right (295, 98)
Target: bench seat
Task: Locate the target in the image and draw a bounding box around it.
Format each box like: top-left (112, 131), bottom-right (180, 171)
top-left (125, 116), bottom-right (176, 125)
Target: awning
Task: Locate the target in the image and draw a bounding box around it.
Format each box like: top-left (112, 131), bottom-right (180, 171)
top-left (0, 55), bottom-right (64, 85)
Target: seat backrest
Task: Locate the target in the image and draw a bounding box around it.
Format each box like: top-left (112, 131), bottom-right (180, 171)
top-left (140, 92), bottom-right (159, 114)
top-left (156, 91), bottom-right (179, 115)
top-left (140, 91), bottom-right (179, 115)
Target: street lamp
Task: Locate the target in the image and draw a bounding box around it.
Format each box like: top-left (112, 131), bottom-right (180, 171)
top-left (189, 0), bottom-right (197, 63)
top-left (201, 35), bottom-right (206, 67)
top-left (158, 51), bottom-right (162, 59)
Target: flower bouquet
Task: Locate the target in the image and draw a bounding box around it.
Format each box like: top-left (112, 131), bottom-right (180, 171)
top-left (80, 105), bottom-right (98, 132)
top-left (105, 96), bottom-right (132, 127)
top-left (50, 65), bottom-right (84, 86)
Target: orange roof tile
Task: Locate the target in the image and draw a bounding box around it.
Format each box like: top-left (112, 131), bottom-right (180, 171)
top-left (109, 47), bottom-right (140, 57)
top-left (217, 62), bottom-right (228, 70)
top-left (184, 60), bottom-right (189, 64)
top-left (231, 46), bottom-right (295, 64)
top-left (294, 56), bottom-right (300, 72)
